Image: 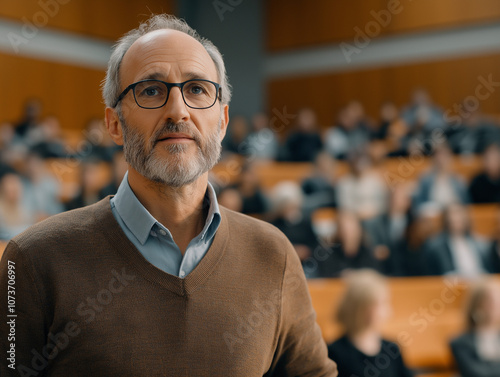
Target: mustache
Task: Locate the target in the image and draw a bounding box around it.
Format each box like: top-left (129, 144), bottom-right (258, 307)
top-left (151, 122), bottom-right (202, 149)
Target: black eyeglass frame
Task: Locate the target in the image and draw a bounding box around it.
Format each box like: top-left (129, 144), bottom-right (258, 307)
top-left (112, 78), bottom-right (222, 109)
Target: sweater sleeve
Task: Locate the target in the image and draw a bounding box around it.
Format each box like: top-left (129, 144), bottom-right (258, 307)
top-left (267, 238), bottom-right (338, 377)
top-left (0, 241), bottom-right (49, 377)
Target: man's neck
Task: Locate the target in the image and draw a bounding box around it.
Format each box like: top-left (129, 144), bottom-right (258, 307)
top-left (127, 168), bottom-right (209, 254)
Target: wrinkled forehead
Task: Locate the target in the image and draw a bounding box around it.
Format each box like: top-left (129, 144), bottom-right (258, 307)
top-left (120, 29), bottom-right (218, 86)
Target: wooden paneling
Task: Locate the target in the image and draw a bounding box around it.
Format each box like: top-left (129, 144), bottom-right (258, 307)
top-left (0, 0), bottom-right (175, 40)
top-left (0, 52), bottom-right (105, 130)
top-left (267, 53), bottom-right (500, 130)
top-left (267, 0), bottom-right (500, 51)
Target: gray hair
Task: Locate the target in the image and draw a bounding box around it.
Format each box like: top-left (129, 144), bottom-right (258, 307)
top-left (102, 14), bottom-right (231, 108)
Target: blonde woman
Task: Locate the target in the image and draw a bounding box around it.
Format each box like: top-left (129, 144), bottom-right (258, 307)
top-left (450, 278), bottom-right (500, 377)
top-left (328, 269), bottom-right (413, 377)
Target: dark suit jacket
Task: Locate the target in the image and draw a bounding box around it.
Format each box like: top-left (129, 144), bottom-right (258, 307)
top-left (450, 332), bottom-right (500, 377)
top-left (424, 233), bottom-right (492, 276)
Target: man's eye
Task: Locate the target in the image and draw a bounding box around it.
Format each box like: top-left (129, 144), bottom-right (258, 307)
top-left (187, 84), bottom-right (207, 95)
top-left (142, 86), bottom-right (161, 96)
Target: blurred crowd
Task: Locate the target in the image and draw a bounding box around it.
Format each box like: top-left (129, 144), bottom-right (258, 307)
top-left (216, 88), bottom-right (500, 279)
top-left (2, 89), bottom-right (500, 281)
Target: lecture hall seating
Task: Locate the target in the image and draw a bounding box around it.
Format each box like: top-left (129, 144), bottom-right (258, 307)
top-left (308, 275), bottom-right (500, 376)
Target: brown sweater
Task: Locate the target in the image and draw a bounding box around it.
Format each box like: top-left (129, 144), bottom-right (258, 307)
top-left (0, 197), bottom-right (337, 377)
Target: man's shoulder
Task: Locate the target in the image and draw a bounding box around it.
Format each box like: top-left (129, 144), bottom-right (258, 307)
top-left (11, 198), bottom-right (110, 251)
top-left (220, 207), bottom-right (290, 245)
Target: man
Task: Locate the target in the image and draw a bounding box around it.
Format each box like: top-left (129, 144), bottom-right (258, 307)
top-left (0, 14), bottom-right (337, 376)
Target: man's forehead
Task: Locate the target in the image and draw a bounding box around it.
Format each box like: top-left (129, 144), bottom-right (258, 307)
top-left (121, 29), bottom-right (217, 83)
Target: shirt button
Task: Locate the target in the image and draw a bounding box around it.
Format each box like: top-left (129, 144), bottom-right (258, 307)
top-left (150, 230), bottom-right (157, 237)
top-left (159, 229), bottom-right (167, 236)
top-left (179, 270), bottom-right (185, 278)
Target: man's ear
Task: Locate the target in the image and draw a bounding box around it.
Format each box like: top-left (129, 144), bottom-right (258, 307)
top-left (219, 104), bottom-right (229, 141)
top-left (105, 107), bottom-right (124, 146)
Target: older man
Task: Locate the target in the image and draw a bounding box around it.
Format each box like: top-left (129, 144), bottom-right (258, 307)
top-left (0, 15), bottom-right (337, 376)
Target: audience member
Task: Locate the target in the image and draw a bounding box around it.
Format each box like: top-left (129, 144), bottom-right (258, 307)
top-left (450, 278), bottom-right (500, 377)
top-left (363, 183), bottom-right (413, 276)
top-left (370, 101), bottom-right (399, 140)
top-left (336, 151), bottom-right (388, 219)
top-left (325, 102), bottom-right (370, 160)
top-left (244, 112), bottom-right (279, 161)
top-left (14, 98), bottom-right (42, 137)
top-left (487, 209), bottom-right (500, 274)
top-left (270, 181), bottom-right (318, 264)
top-left (401, 88), bottom-right (444, 132)
top-left (217, 187), bottom-right (243, 213)
top-left (412, 143), bottom-right (469, 212)
top-left (469, 144), bottom-right (500, 203)
top-left (231, 162), bottom-right (269, 215)
top-left (85, 117), bottom-right (119, 162)
top-left (447, 107), bottom-right (493, 155)
top-left (328, 269), bottom-right (413, 377)
top-left (0, 172), bottom-right (36, 240)
top-left (281, 108), bottom-right (323, 162)
top-left (222, 115), bottom-right (249, 157)
top-left (22, 152), bottom-right (64, 220)
top-left (424, 203), bottom-right (491, 277)
top-left (301, 152), bottom-right (337, 211)
top-left (28, 116), bottom-right (67, 158)
top-left (65, 158), bottom-right (107, 210)
top-left (99, 150), bottom-right (127, 199)
top-left (317, 211), bottom-right (377, 278)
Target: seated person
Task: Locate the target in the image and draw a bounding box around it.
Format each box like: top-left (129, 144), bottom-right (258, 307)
top-left (269, 181), bottom-right (318, 267)
top-left (450, 278), bottom-right (500, 377)
top-left (363, 183), bottom-right (412, 276)
top-left (325, 101), bottom-right (370, 160)
top-left (301, 152), bottom-right (337, 211)
top-left (424, 203), bottom-right (491, 277)
top-left (487, 209), bottom-right (500, 274)
top-left (317, 211), bottom-right (377, 278)
top-left (412, 143), bottom-right (469, 212)
top-left (336, 151), bottom-right (388, 220)
top-left (65, 158), bottom-right (107, 211)
top-left (469, 144), bottom-right (500, 203)
top-left (280, 108), bottom-right (323, 162)
top-left (244, 112), bottom-right (279, 161)
top-left (221, 115), bottom-right (249, 157)
top-left (328, 269), bottom-right (413, 377)
top-left (99, 150), bottom-right (127, 199)
top-left (0, 172), bottom-right (36, 240)
top-left (230, 162), bottom-right (269, 215)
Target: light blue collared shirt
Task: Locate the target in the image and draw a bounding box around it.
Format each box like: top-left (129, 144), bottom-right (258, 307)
top-left (110, 172), bottom-right (221, 278)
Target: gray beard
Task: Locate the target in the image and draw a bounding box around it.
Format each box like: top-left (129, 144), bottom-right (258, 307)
top-left (120, 114), bottom-right (222, 187)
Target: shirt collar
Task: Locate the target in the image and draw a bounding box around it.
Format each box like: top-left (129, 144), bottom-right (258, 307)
top-left (112, 171), bottom-right (221, 245)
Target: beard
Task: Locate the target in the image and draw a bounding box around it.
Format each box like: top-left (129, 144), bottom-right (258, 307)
top-left (119, 113), bottom-right (222, 187)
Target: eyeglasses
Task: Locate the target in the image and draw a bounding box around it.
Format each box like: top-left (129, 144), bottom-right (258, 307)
top-left (113, 79), bottom-right (221, 109)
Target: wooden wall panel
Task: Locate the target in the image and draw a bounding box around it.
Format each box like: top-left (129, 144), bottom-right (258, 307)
top-left (0, 52), bottom-right (105, 131)
top-left (0, 0), bottom-right (175, 40)
top-left (267, 0), bottom-right (500, 51)
top-left (267, 53), bottom-right (500, 130)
